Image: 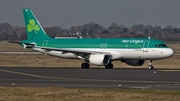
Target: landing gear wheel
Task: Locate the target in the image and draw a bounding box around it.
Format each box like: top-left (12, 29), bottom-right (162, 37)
top-left (148, 60), bottom-right (154, 69)
top-left (81, 63), bottom-right (90, 69)
top-left (148, 65), bottom-right (154, 69)
top-left (105, 63), bottom-right (113, 69)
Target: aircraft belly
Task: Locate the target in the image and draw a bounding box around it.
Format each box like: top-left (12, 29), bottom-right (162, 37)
top-left (110, 51), bottom-right (122, 60)
top-left (32, 48), bottom-right (172, 60)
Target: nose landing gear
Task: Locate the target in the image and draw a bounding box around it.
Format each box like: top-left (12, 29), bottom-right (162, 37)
top-left (148, 60), bottom-right (154, 69)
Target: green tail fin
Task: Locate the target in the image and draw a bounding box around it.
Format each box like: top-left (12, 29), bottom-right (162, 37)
top-left (23, 9), bottom-right (50, 40)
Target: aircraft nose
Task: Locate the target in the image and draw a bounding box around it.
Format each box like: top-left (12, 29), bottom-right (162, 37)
top-left (165, 48), bottom-right (174, 57)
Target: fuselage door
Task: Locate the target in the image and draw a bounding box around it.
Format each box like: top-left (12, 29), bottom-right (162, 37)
top-left (43, 40), bottom-right (49, 47)
top-left (143, 40), bottom-right (149, 52)
top-left (100, 43), bottom-right (107, 49)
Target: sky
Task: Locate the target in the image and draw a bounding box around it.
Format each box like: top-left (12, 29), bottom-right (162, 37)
top-left (0, 0), bottom-right (180, 28)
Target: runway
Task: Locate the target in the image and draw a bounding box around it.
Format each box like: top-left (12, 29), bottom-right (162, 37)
top-left (0, 67), bottom-right (180, 90)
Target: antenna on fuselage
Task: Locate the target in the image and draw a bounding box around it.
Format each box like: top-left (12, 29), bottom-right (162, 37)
top-left (76, 32), bottom-right (82, 39)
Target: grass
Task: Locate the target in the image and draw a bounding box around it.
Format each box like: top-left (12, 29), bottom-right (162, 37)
top-left (0, 42), bottom-right (33, 52)
top-left (168, 44), bottom-right (180, 52)
top-left (0, 87), bottom-right (180, 101)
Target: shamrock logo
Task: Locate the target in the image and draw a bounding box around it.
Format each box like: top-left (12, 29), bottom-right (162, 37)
top-left (27, 19), bottom-right (40, 34)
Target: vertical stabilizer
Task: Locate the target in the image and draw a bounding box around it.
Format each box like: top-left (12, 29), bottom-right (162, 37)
top-left (23, 9), bottom-right (50, 40)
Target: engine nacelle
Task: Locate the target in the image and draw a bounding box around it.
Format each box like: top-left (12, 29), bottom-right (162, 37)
top-left (89, 54), bottom-right (110, 66)
top-left (121, 60), bottom-right (145, 66)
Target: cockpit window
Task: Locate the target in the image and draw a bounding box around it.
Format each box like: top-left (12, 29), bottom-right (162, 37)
top-left (155, 44), bottom-right (167, 47)
top-left (162, 44), bottom-right (167, 47)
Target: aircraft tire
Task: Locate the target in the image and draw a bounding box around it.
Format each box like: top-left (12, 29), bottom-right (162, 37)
top-left (148, 65), bottom-right (154, 69)
top-left (105, 63), bottom-right (113, 69)
top-left (81, 63), bottom-right (90, 69)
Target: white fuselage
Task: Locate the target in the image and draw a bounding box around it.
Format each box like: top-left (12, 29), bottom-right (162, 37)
top-left (33, 47), bottom-right (174, 60)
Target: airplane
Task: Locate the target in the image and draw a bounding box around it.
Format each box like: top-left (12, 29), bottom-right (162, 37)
top-left (11, 8), bottom-right (174, 69)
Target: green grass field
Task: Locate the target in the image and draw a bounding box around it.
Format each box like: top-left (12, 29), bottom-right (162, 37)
top-left (0, 87), bottom-right (180, 101)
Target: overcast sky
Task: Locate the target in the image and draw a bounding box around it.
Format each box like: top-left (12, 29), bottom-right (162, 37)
top-left (0, 0), bottom-right (180, 28)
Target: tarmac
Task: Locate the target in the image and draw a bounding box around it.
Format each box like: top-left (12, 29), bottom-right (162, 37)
top-left (0, 67), bottom-right (180, 90)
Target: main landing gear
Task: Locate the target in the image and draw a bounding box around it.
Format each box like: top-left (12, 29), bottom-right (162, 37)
top-left (148, 60), bottom-right (154, 69)
top-left (81, 62), bottom-right (114, 69)
top-left (81, 63), bottom-right (90, 69)
top-left (105, 63), bottom-right (113, 69)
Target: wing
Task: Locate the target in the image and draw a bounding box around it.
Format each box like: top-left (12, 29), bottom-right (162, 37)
top-left (40, 47), bottom-right (112, 57)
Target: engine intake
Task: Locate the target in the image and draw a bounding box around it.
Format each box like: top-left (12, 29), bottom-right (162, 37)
top-left (89, 54), bottom-right (110, 66)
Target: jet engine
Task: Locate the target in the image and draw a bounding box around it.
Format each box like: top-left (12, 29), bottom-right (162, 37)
top-left (89, 54), bottom-right (110, 66)
top-left (121, 60), bottom-right (145, 66)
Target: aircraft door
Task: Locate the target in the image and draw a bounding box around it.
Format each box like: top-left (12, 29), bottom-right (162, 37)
top-left (100, 43), bottom-right (107, 49)
top-left (43, 40), bottom-right (49, 47)
top-left (143, 40), bottom-right (149, 52)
